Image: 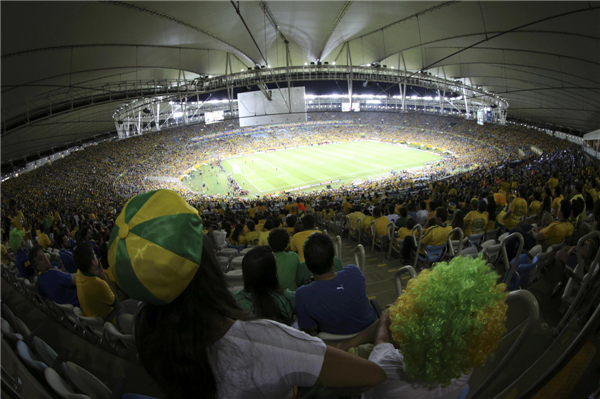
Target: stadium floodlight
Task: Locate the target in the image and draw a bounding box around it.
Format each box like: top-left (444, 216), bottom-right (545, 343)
top-left (304, 62), bottom-right (308, 65)
top-left (208, 75), bottom-right (212, 78)
top-left (241, 69), bottom-right (244, 72)
top-left (267, 65), bottom-right (271, 68)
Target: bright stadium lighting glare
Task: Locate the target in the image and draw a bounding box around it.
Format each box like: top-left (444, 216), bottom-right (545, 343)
top-left (390, 66), bottom-right (394, 69)
top-left (304, 62), bottom-right (308, 65)
top-left (267, 65), bottom-right (271, 68)
top-left (173, 112), bottom-right (183, 118)
top-left (241, 69), bottom-right (244, 71)
top-left (208, 75), bottom-right (212, 78)
top-left (332, 62), bottom-right (336, 65)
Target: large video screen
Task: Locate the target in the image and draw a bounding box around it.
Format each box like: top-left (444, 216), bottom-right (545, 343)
top-left (342, 102), bottom-right (361, 112)
top-left (477, 109), bottom-right (485, 126)
top-left (205, 110), bottom-right (224, 124)
top-left (238, 87), bottom-right (307, 127)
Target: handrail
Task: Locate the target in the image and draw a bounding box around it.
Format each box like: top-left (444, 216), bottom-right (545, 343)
top-left (394, 266), bottom-right (418, 297)
top-left (412, 224), bottom-right (424, 269)
top-left (387, 222), bottom-right (396, 260)
top-left (470, 289), bottom-right (540, 399)
top-left (354, 244), bottom-right (366, 272)
top-left (369, 220), bottom-right (377, 253)
top-left (554, 230), bottom-right (600, 334)
top-left (335, 235), bottom-right (342, 259)
top-left (447, 227), bottom-right (464, 257)
top-left (501, 232), bottom-right (524, 286)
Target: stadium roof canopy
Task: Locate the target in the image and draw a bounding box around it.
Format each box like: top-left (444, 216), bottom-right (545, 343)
top-left (2, 1), bottom-right (599, 163)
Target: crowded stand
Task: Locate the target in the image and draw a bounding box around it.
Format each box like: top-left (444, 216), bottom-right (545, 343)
top-left (2, 110), bottom-right (599, 398)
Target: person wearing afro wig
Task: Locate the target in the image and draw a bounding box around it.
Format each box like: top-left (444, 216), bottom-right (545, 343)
top-left (364, 255), bottom-right (508, 399)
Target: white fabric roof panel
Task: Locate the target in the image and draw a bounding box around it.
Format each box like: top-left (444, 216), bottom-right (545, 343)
top-left (2, 1), bottom-right (599, 162)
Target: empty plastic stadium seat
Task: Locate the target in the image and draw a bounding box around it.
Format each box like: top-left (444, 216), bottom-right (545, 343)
top-left (230, 256), bottom-right (244, 270)
top-left (225, 269), bottom-right (243, 288)
top-left (16, 340), bottom-right (48, 374)
top-left (45, 367), bottom-right (91, 399)
top-left (65, 361), bottom-right (112, 399)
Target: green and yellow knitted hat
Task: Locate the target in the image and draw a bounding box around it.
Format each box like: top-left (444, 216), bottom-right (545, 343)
top-left (108, 189), bottom-right (203, 305)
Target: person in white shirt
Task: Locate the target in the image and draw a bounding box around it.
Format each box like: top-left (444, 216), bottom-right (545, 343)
top-left (416, 201), bottom-right (429, 226)
top-left (212, 223), bottom-right (228, 248)
top-left (110, 190), bottom-right (387, 399)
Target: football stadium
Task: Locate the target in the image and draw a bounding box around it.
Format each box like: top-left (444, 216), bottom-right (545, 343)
top-left (1, 2), bottom-right (600, 399)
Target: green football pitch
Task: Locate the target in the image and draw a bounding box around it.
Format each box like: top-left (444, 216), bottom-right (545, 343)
top-left (182, 141), bottom-right (441, 197)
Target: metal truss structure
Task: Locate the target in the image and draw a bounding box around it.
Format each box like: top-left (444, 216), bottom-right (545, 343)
top-left (3, 63), bottom-right (508, 139)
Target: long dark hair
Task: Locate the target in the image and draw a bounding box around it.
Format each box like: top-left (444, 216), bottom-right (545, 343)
top-left (241, 246), bottom-right (292, 325)
top-left (134, 238), bottom-right (248, 399)
top-left (231, 224), bottom-right (243, 242)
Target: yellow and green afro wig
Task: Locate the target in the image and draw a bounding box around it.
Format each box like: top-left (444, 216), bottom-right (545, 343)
top-left (108, 189), bottom-right (203, 305)
top-left (389, 255), bottom-right (508, 387)
top-left (9, 228), bottom-right (24, 252)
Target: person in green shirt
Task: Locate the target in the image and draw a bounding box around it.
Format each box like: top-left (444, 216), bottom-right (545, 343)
top-left (233, 246), bottom-right (295, 326)
top-left (268, 228), bottom-right (300, 291)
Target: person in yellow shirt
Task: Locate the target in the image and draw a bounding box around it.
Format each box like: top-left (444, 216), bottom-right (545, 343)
top-left (244, 220), bottom-right (262, 246)
top-left (290, 215), bottom-right (321, 263)
top-left (257, 202), bottom-right (266, 214)
top-left (547, 172), bottom-right (559, 192)
top-left (531, 200), bottom-right (573, 247)
top-left (394, 218), bottom-right (416, 250)
top-left (502, 188), bottom-right (528, 230)
top-left (551, 186), bottom-right (564, 217)
top-left (258, 220), bottom-right (274, 246)
top-left (373, 208), bottom-right (391, 237)
top-left (73, 242), bottom-right (118, 323)
top-left (401, 208), bottom-right (452, 263)
top-left (463, 202), bottom-right (489, 236)
top-left (361, 210), bottom-right (375, 232)
top-left (347, 207), bottom-right (366, 231)
top-left (36, 225), bottom-right (52, 250)
top-left (343, 198), bottom-right (353, 215)
top-left (529, 192), bottom-right (542, 216)
top-left (248, 204), bottom-right (258, 218)
top-left (229, 224), bottom-right (246, 246)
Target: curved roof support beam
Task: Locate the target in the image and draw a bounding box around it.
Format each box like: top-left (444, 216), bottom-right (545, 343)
top-left (334, 1), bottom-right (459, 62)
top-left (1, 66), bottom-right (206, 95)
top-left (418, 5), bottom-right (600, 72)
top-left (425, 46), bottom-right (600, 68)
top-left (104, 1), bottom-right (256, 64)
top-left (1, 43), bottom-right (216, 59)
top-left (317, 1), bottom-right (353, 61)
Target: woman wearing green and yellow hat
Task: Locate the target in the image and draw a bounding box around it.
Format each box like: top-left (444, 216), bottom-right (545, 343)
top-left (109, 189), bottom-right (386, 399)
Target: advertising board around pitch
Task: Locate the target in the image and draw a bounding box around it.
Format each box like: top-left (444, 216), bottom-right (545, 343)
top-left (238, 87), bottom-right (307, 128)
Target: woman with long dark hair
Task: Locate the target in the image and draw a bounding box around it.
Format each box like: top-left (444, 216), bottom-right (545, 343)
top-left (234, 246), bottom-right (294, 325)
top-left (485, 196), bottom-right (497, 231)
top-left (111, 190), bottom-right (385, 399)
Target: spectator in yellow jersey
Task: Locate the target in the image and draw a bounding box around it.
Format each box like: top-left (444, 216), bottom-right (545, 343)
top-left (36, 224), bottom-right (52, 249)
top-left (374, 207), bottom-right (391, 237)
top-left (244, 220), bottom-right (262, 246)
top-left (463, 202), bottom-right (489, 237)
top-left (74, 242), bottom-right (118, 323)
top-left (258, 219), bottom-right (274, 246)
top-left (529, 191), bottom-right (542, 215)
top-left (531, 200), bottom-right (573, 247)
top-left (348, 206), bottom-right (366, 231)
top-left (402, 208), bottom-right (451, 263)
top-left (290, 215), bottom-right (321, 263)
top-left (548, 172), bottom-right (559, 192)
top-left (502, 188), bottom-right (528, 230)
top-left (551, 186), bottom-right (564, 217)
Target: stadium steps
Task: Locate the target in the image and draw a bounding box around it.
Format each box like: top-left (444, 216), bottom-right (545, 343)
top-left (0, 277), bottom-right (163, 398)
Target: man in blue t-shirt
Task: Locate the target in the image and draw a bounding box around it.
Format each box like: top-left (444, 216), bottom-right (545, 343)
top-left (30, 245), bottom-right (80, 307)
top-left (56, 232), bottom-right (77, 273)
top-left (296, 233), bottom-right (375, 335)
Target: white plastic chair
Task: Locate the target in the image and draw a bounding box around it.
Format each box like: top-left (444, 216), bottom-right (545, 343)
top-left (217, 247), bottom-right (238, 258)
top-left (224, 269), bottom-right (244, 288)
top-left (230, 256), bottom-right (244, 271)
top-left (73, 307), bottom-right (104, 341)
top-left (216, 256), bottom-right (229, 273)
top-left (16, 340), bottom-right (48, 374)
top-left (239, 247), bottom-right (253, 256)
top-left (45, 367), bottom-right (92, 399)
top-left (32, 336), bottom-right (67, 376)
top-left (65, 361), bottom-right (112, 399)
top-left (104, 322), bottom-right (136, 351)
top-left (1, 318), bottom-right (23, 345)
top-left (118, 313), bottom-right (134, 335)
top-left (53, 302), bottom-right (84, 333)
